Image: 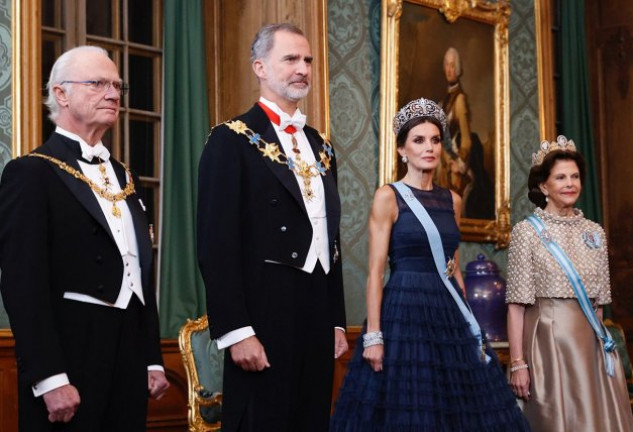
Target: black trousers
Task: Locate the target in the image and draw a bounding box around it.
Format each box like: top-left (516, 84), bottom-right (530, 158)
top-left (18, 296), bottom-right (149, 432)
top-left (224, 262), bottom-right (335, 432)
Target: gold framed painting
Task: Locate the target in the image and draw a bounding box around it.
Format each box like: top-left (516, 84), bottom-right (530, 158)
top-left (379, 0), bottom-right (511, 247)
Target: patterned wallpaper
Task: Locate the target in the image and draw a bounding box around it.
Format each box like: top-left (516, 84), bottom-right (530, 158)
top-left (328, 0), bottom-right (381, 325)
top-left (0, 0), bottom-right (10, 328)
top-left (0, 0), bottom-right (9, 176)
top-left (507, 0), bottom-right (540, 222)
top-left (329, 0), bottom-right (539, 325)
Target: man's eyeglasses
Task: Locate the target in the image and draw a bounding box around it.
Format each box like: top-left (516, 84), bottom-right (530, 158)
top-left (60, 80), bottom-right (129, 96)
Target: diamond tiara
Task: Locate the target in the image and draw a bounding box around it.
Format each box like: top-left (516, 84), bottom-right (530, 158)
top-left (531, 135), bottom-right (577, 167)
top-left (393, 98), bottom-right (447, 135)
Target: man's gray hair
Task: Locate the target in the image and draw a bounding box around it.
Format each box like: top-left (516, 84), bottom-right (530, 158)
top-left (250, 23), bottom-right (305, 63)
top-left (443, 46), bottom-right (462, 77)
top-left (45, 45), bottom-right (109, 122)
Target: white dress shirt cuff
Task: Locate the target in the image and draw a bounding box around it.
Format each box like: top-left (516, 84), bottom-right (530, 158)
top-left (216, 326), bottom-right (256, 350)
top-left (32, 373), bottom-right (70, 397)
top-left (147, 365), bottom-right (165, 373)
top-left (335, 326), bottom-right (346, 333)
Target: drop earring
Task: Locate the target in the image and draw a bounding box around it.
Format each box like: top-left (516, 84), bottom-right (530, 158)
top-left (402, 155), bottom-right (408, 164)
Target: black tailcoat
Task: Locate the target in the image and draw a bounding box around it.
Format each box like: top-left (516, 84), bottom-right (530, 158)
top-left (0, 133), bottom-right (163, 428)
top-left (197, 103), bottom-right (346, 430)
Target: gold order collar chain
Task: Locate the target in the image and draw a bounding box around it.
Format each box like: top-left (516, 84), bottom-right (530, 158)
top-left (224, 120), bottom-right (333, 201)
top-left (28, 153), bottom-right (135, 218)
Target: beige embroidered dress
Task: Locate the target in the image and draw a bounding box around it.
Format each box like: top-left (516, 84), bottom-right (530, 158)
top-left (507, 207), bottom-right (633, 432)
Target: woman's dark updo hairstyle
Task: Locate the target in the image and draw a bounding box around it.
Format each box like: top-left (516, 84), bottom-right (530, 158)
top-left (396, 116), bottom-right (444, 148)
top-left (527, 150), bottom-right (586, 209)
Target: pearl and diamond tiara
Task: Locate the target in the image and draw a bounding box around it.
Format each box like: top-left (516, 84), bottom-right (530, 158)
top-left (392, 97), bottom-right (448, 135)
top-left (531, 135), bottom-right (577, 167)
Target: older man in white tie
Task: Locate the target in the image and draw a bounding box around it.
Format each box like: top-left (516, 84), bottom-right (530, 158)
top-left (0, 45), bottom-right (168, 431)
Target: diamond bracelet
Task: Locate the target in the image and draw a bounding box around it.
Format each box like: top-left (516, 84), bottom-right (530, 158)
top-left (362, 331), bottom-right (384, 348)
top-left (510, 363), bottom-right (529, 373)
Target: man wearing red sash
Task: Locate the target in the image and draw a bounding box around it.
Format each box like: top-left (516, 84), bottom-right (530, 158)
top-left (197, 23), bottom-right (347, 431)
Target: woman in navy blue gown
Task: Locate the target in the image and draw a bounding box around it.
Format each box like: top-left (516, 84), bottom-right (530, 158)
top-left (330, 98), bottom-right (529, 431)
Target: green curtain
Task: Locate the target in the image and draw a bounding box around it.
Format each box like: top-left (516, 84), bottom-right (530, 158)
top-left (159, 0), bottom-right (209, 338)
top-left (560, 0), bottom-right (602, 223)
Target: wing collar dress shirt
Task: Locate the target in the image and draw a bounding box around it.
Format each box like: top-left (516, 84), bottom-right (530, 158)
top-left (216, 98), bottom-right (338, 350)
top-left (32, 127), bottom-right (162, 398)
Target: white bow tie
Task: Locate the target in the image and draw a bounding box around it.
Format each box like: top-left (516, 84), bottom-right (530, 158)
top-left (82, 143), bottom-right (110, 162)
top-left (279, 112), bottom-right (307, 131)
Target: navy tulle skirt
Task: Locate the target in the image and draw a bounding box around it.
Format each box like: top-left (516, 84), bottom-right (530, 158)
top-left (330, 270), bottom-right (530, 431)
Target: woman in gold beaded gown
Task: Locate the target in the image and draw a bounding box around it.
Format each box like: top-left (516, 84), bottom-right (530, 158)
top-left (506, 136), bottom-right (633, 432)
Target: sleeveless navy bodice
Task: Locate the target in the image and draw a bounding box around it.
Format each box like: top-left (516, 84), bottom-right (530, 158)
top-left (388, 183), bottom-right (460, 274)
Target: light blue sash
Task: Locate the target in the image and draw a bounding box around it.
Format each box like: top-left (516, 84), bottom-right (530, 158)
top-left (392, 182), bottom-right (490, 363)
top-left (527, 214), bottom-right (616, 376)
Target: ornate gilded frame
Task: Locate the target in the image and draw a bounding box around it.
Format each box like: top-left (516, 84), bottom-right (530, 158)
top-left (534, 0), bottom-right (556, 140)
top-left (379, 0), bottom-right (511, 247)
top-left (12, 0), bottom-right (41, 157)
top-left (178, 315), bottom-right (222, 432)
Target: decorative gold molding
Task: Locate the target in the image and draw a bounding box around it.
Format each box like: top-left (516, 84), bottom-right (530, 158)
top-left (534, 0), bottom-right (556, 140)
top-left (379, 0), bottom-right (511, 248)
top-left (178, 315), bottom-right (222, 432)
top-left (11, 0), bottom-right (41, 157)
top-left (378, 0), bottom-right (402, 187)
top-left (386, 0), bottom-right (403, 17)
top-left (440, 0), bottom-right (474, 23)
top-left (301, 0), bottom-right (330, 138)
top-left (317, 0), bottom-right (330, 138)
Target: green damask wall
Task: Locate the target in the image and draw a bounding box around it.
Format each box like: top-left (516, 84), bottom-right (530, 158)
top-left (328, 0), bottom-right (382, 325)
top-left (329, 0), bottom-right (540, 325)
top-left (0, 1), bottom-right (11, 328)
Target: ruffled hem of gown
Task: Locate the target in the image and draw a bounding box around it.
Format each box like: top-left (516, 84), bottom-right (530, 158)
top-left (330, 272), bottom-right (530, 432)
